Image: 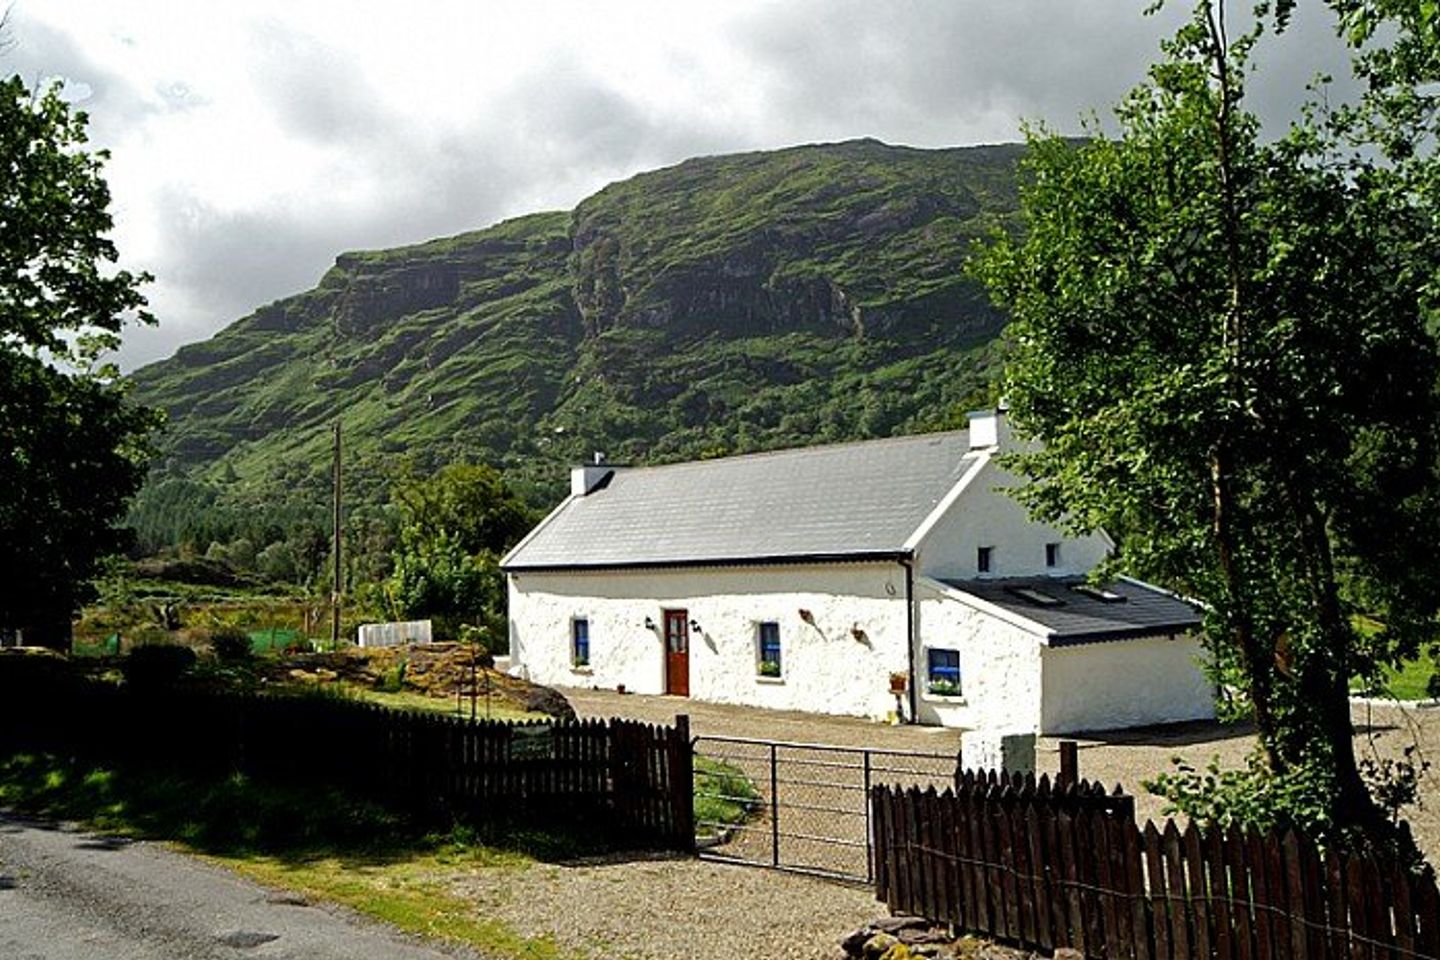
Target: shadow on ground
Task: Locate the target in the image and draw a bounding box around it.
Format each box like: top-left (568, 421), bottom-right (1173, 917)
top-left (0, 751), bottom-right (663, 875)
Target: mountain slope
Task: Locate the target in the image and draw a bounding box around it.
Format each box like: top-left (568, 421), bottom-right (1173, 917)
top-left (130, 139), bottom-right (1021, 508)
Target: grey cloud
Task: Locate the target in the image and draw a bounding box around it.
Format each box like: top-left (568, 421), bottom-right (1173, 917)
top-left (4, 13), bottom-right (156, 144)
top-left (247, 20), bottom-right (389, 146)
top-left (728, 0), bottom-right (1355, 143)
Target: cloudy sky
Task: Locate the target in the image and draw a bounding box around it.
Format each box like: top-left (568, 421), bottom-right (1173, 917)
top-left (6, 1), bottom-right (1354, 371)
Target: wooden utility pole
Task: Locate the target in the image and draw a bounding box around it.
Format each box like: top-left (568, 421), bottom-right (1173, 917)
top-left (331, 419), bottom-right (342, 648)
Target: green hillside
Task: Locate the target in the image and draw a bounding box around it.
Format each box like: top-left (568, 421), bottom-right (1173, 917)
top-left (130, 138), bottom-right (1021, 523)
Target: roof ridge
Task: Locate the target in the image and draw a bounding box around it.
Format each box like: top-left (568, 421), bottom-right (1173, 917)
top-left (608, 429), bottom-right (971, 476)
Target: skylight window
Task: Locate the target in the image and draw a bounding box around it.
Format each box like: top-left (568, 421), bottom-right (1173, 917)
top-left (1072, 584), bottom-right (1127, 603)
top-left (1007, 586), bottom-right (1065, 607)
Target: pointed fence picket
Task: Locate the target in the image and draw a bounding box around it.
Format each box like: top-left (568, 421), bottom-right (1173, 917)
top-left (871, 776), bottom-right (1439, 960)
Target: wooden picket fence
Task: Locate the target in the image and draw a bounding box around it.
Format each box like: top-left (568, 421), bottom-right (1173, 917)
top-left (0, 686), bottom-right (694, 848)
top-left (872, 775), bottom-right (1440, 960)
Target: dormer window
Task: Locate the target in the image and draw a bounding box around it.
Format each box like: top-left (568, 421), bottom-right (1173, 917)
top-left (1046, 542), bottom-right (1061, 568)
top-left (977, 546), bottom-right (994, 574)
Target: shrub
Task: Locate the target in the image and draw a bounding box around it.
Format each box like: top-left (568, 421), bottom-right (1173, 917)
top-left (122, 643), bottom-right (197, 690)
top-left (209, 628), bottom-right (252, 663)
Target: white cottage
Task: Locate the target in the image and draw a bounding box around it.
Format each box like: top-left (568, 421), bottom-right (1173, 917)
top-left (501, 410), bottom-right (1214, 734)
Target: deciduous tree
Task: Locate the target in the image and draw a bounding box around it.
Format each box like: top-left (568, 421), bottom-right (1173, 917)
top-left (972, 0), bottom-right (1440, 860)
top-left (0, 73), bottom-right (159, 647)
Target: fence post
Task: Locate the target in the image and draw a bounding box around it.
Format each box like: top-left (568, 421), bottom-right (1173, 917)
top-left (864, 750), bottom-right (875, 884)
top-left (770, 741), bottom-right (780, 867)
top-left (1058, 740), bottom-right (1078, 789)
top-left (673, 714), bottom-right (694, 851)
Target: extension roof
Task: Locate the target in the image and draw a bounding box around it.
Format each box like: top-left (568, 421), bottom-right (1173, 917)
top-left (939, 576), bottom-right (1203, 645)
top-left (502, 431), bottom-right (978, 571)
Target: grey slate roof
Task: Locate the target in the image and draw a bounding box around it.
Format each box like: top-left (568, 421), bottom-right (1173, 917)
top-left (503, 431), bottom-right (978, 570)
top-left (940, 577), bottom-right (1203, 645)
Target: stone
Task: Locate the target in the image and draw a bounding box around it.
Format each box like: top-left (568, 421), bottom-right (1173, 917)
top-left (873, 916), bottom-right (932, 934)
top-left (898, 927), bottom-right (951, 946)
top-left (864, 932), bottom-right (900, 959)
top-left (842, 927), bottom-right (876, 957)
top-left (1052, 949), bottom-right (1084, 960)
top-left (516, 683), bottom-right (577, 721)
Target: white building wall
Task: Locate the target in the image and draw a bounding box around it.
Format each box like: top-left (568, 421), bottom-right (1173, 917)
top-left (508, 561), bottom-right (910, 721)
top-left (1039, 635), bottom-right (1215, 734)
top-left (914, 455), bottom-right (1111, 581)
top-left (913, 581), bottom-right (1043, 731)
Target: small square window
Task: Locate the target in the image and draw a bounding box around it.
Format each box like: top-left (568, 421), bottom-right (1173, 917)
top-left (571, 618), bottom-right (590, 667)
top-left (757, 621), bottom-right (782, 677)
top-left (977, 545), bottom-right (994, 574)
top-left (927, 648), bottom-right (961, 696)
top-left (1046, 543), bottom-right (1061, 568)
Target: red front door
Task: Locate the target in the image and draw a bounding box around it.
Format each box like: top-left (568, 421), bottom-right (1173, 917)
top-left (663, 609), bottom-right (690, 696)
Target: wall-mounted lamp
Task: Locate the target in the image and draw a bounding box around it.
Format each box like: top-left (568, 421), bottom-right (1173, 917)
top-left (850, 626), bottom-right (868, 643)
top-left (689, 619), bottom-right (702, 634)
top-left (644, 617), bottom-right (656, 630)
top-left (798, 608), bottom-right (815, 626)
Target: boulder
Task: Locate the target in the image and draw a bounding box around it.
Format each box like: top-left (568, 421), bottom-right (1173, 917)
top-left (517, 683), bottom-right (577, 722)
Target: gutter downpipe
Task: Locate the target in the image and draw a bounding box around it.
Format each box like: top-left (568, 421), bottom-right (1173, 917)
top-left (901, 554), bottom-right (918, 724)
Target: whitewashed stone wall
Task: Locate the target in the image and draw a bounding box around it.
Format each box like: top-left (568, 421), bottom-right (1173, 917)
top-left (1039, 634), bottom-right (1215, 733)
top-left (914, 454), bottom-right (1110, 580)
top-left (913, 581), bottom-right (1043, 730)
top-left (508, 561), bottom-right (911, 721)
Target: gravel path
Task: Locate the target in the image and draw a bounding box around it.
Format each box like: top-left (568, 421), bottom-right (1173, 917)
top-left (448, 852), bottom-right (877, 960)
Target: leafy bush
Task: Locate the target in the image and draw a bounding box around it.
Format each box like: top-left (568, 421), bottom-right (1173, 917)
top-left (693, 756), bottom-right (761, 839)
top-left (122, 644), bottom-right (197, 690)
top-left (209, 627), bottom-right (252, 663)
top-left (1145, 749), bottom-right (1428, 868)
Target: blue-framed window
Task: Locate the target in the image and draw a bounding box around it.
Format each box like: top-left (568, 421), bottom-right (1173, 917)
top-left (927, 648), bottom-right (961, 696)
top-left (571, 618), bottom-right (590, 667)
top-left (757, 621), bottom-right (782, 677)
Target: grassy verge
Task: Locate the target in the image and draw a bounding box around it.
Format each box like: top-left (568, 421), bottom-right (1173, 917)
top-left (0, 752), bottom-right (588, 959)
top-left (693, 755), bottom-right (761, 839)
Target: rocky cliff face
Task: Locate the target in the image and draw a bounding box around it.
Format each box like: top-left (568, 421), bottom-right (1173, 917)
top-left (130, 139), bottom-right (1021, 506)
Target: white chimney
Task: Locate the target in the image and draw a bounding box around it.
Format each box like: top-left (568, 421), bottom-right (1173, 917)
top-left (570, 452), bottom-right (613, 496)
top-left (967, 405), bottom-right (1009, 450)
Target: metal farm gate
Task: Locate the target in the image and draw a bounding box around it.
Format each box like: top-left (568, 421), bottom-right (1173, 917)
top-left (693, 734), bottom-right (958, 883)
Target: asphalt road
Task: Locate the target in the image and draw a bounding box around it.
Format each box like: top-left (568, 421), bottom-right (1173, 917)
top-left (0, 814), bottom-right (475, 960)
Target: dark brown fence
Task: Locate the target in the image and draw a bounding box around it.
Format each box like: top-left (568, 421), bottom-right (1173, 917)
top-left (872, 776), bottom-right (1440, 960)
top-left (0, 685), bottom-right (693, 848)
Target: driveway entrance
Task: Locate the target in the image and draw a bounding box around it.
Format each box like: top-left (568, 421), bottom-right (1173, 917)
top-left (693, 734), bottom-right (957, 882)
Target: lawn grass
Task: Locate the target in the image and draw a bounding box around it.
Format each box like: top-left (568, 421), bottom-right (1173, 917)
top-left (0, 752), bottom-right (588, 960)
top-left (1352, 657), bottom-right (1438, 702)
top-left (349, 685), bottom-right (544, 723)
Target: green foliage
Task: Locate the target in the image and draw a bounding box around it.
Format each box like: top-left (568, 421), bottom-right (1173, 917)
top-left (971, 2), bottom-right (1440, 853)
top-left (693, 755), bottom-right (761, 839)
top-left (208, 627), bottom-right (253, 663)
top-left (122, 643), bottom-right (198, 690)
top-left (1147, 746), bottom-right (1430, 865)
top-left (0, 77), bottom-right (160, 646)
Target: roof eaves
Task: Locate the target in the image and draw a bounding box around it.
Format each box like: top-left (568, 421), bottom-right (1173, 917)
top-left (503, 549), bottom-right (912, 574)
top-left (1046, 623), bottom-right (1201, 647)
